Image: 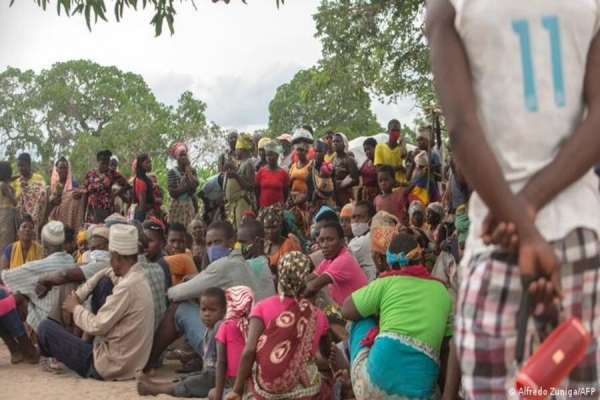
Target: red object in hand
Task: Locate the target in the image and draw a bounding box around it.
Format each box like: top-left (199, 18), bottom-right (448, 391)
top-left (516, 317), bottom-right (592, 399)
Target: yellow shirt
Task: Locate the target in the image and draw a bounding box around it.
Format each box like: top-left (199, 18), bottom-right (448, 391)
top-left (324, 152), bottom-right (336, 163)
top-left (374, 142), bottom-right (406, 183)
top-left (11, 173), bottom-right (46, 200)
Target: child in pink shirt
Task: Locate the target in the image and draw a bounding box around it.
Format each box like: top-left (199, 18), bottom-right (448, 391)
top-left (211, 286), bottom-right (255, 400)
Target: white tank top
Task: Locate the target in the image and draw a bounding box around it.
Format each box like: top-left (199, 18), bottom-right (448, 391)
top-left (449, 0), bottom-right (600, 255)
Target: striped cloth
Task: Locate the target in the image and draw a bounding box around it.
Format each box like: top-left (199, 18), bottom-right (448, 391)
top-left (1, 252), bottom-right (77, 331)
top-left (456, 228), bottom-right (600, 399)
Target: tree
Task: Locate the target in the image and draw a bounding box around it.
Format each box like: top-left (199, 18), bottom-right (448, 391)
top-left (16, 0), bottom-right (285, 36)
top-left (314, 0), bottom-right (434, 105)
top-left (268, 66), bottom-right (383, 139)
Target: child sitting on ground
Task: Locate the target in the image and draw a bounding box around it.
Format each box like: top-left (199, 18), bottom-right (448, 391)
top-left (374, 165), bottom-right (415, 224)
top-left (208, 286), bottom-right (255, 400)
top-left (137, 287), bottom-right (226, 398)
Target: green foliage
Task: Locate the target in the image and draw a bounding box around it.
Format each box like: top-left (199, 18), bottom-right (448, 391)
top-left (314, 0), bottom-right (435, 105)
top-left (0, 60), bottom-right (214, 185)
top-left (268, 66), bottom-right (383, 140)
top-left (18, 0), bottom-right (285, 36)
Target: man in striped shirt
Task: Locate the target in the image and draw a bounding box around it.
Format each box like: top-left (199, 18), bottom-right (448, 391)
top-left (1, 221), bottom-right (74, 331)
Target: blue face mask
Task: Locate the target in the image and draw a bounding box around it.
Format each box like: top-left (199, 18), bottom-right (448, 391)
top-left (207, 246), bottom-right (231, 263)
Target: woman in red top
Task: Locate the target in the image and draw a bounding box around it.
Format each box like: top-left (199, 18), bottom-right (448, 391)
top-left (132, 153), bottom-right (155, 222)
top-left (255, 142), bottom-right (290, 209)
top-left (359, 138), bottom-right (380, 202)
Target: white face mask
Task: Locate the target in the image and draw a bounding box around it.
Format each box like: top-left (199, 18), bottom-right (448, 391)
top-left (351, 222), bottom-right (370, 237)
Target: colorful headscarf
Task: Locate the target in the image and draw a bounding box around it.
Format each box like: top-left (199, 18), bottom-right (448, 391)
top-left (409, 201), bottom-right (426, 218)
top-left (51, 156), bottom-right (73, 195)
top-left (314, 205), bottom-right (338, 223)
top-left (277, 251), bottom-right (311, 299)
top-left (236, 133), bottom-right (254, 151)
top-left (427, 202), bottom-right (445, 219)
top-left (260, 206), bottom-right (282, 227)
top-left (264, 141), bottom-right (280, 154)
top-left (340, 203), bottom-right (354, 218)
top-left (77, 230), bottom-right (88, 245)
top-left (417, 126), bottom-right (432, 142)
top-left (370, 211), bottom-right (401, 254)
top-left (169, 142), bottom-right (189, 159)
top-left (257, 138), bottom-right (272, 150)
top-left (224, 285), bottom-right (255, 340)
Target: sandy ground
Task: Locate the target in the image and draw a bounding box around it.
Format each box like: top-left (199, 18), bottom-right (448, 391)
top-left (0, 342), bottom-right (206, 400)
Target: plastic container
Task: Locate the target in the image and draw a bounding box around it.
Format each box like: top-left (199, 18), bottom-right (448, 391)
top-left (515, 317), bottom-right (592, 399)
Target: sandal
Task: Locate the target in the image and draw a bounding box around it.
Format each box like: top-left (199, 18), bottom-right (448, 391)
top-left (40, 357), bottom-right (63, 374)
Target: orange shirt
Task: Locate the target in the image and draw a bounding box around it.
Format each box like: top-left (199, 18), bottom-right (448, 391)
top-left (164, 253), bottom-right (197, 286)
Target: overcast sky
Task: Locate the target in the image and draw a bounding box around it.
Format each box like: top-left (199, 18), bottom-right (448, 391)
top-left (0, 0), bottom-right (419, 133)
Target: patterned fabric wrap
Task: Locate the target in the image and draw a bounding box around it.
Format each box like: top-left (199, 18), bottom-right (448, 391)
top-left (20, 181), bottom-right (47, 235)
top-left (169, 142), bottom-right (189, 159)
top-left (370, 227), bottom-right (399, 255)
top-left (277, 251), bottom-right (311, 299)
top-left (224, 285), bottom-right (255, 340)
top-left (260, 206), bottom-right (282, 227)
top-left (236, 134), bottom-right (254, 151)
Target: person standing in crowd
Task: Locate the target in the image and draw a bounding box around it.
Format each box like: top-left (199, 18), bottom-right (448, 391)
top-left (199, 171), bottom-right (226, 224)
top-left (277, 133), bottom-right (293, 171)
top-left (37, 224), bottom-right (154, 381)
top-left (359, 137), bottom-right (380, 202)
top-left (290, 127), bottom-right (315, 164)
top-left (408, 149), bottom-right (440, 206)
top-left (427, 1), bottom-right (600, 396)
top-left (254, 138), bottom-right (271, 172)
top-left (0, 215), bottom-right (44, 271)
top-left (332, 132), bottom-right (359, 207)
top-left (305, 221), bottom-right (368, 306)
top-left (444, 155), bottom-right (470, 215)
top-left (132, 153), bottom-right (155, 223)
top-left (374, 119), bottom-right (408, 184)
top-left (407, 126), bottom-right (443, 182)
top-left (348, 201), bottom-right (378, 282)
top-left (323, 130), bottom-right (337, 162)
top-left (340, 232), bottom-right (453, 399)
top-left (167, 142), bottom-right (199, 227)
top-left (261, 206), bottom-right (302, 275)
top-left (13, 153), bottom-right (47, 235)
top-left (189, 219), bottom-right (207, 271)
top-left (224, 133), bottom-right (256, 230)
top-left (306, 140), bottom-right (336, 224)
top-left (374, 165), bottom-right (415, 224)
top-left (164, 223), bottom-right (197, 285)
top-left (255, 142), bottom-right (290, 209)
top-left (0, 162), bottom-right (18, 253)
top-left (47, 156), bottom-right (84, 231)
top-left (218, 129), bottom-right (239, 173)
top-left (83, 150), bottom-right (130, 224)
top-left (225, 251), bottom-right (333, 400)
top-left (287, 140), bottom-right (311, 236)
top-left (235, 219), bottom-right (275, 296)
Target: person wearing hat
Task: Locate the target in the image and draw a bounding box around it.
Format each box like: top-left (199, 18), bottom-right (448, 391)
top-left (1, 221), bottom-right (75, 333)
top-left (290, 127), bottom-right (315, 164)
top-left (82, 150), bottom-right (130, 224)
top-left (225, 134), bottom-right (256, 230)
top-left (277, 133), bottom-right (293, 171)
top-left (36, 224), bottom-right (154, 381)
top-left (218, 129), bottom-right (239, 173)
top-left (254, 137), bottom-right (271, 172)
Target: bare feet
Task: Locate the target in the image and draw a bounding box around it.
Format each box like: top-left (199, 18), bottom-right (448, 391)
top-left (136, 369), bottom-right (159, 396)
top-left (10, 352), bottom-right (24, 364)
top-left (329, 343), bottom-right (354, 399)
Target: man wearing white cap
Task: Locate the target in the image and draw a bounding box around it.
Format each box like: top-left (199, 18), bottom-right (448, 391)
top-left (36, 224), bottom-right (154, 380)
top-left (1, 221), bottom-right (74, 331)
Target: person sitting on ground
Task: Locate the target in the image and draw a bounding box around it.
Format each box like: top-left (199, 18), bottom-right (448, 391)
top-left (37, 224), bottom-right (155, 381)
top-left (0, 284), bottom-right (39, 364)
top-left (225, 252), bottom-right (333, 400)
top-left (369, 211), bottom-right (402, 275)
top-left (409, 200), bottom-right (428, 232)
top-left (210, 286), bottom-right (255, 400)
top-left (164, 223), bottom-right (197, 286)
top-left (137, 287), bottom-right (227, 398)
top-left (347, 201), bottom-right (378, 282)
top-left (307, 206), bottom-right (340, 270)
top-left (143, 220), bottom-right (172, 292)
top-left (236, 219), bottom-right (275, 296)
top-left (261, 206), bottom-right (301, 276)
top-left (75, 229), bottom-right (89, 263)
top-left (339, 232), bottom-right (453, 399)
top-left (305, 221), bottom-right (368, 306)
top-left (339, 203), bottom-right (354, 243)
top-left (1, 221), bottom-right (74, 332)
top-left (140, 220), bottom-right (272, 377)
top-left (0, 215), bottom-right (44, 271)
top-left (62, 227), bottom-right (78, 259)
top-left (374, 165), bottom-right (415, 224)
top-left (189, 220), bottom-right (208, 271)
top-left (240, 211), bottom-right (256, 226)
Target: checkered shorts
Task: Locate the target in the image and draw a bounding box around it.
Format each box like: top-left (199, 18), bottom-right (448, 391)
top-left (456, 228), bottom-right (600, 399)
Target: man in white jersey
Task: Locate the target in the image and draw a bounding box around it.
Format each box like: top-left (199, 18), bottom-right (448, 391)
top-left (427, 0), bottom-right (600, 398)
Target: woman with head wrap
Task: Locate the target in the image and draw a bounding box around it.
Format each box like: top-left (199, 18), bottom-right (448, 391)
top-left (408, 150), bottom-right (441, 206)
top-left (254, 138), bottom-right (271, 172)
top-left (306, 140), bottom-right (336, 224)
top-left (341, 233), bottom-right (452, 400)
top-left (224, 134), bottom-right (256, 230)
top-left (259, 206), bottom-right (302, 276)
top-left (82, 150), bottom-right (130, 224)
top-left (167, 142), bottom-right (199, 227)
top-left (226, 251), bottom-right (334, 400)
top-left (340, 202), bottom-right (354, 241)
top-left (331, 132), bottom-right (359, 208)
top-left (47, 156), bottom-right (85, 232)
top-left (287, 141), bottom-right (311, 235)
top-left (255, 141), bottom-right (290, 209)
top-left (370, 210), bottom-right (401, 274)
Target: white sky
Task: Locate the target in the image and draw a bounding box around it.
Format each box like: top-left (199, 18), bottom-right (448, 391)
top-left (0, 0), bottom-right (419, 133)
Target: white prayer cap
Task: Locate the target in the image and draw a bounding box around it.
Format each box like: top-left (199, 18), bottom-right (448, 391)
top-left (41, 221), bottom-right (65, 246)
top-left (109, 224), bottom-right (138, 256)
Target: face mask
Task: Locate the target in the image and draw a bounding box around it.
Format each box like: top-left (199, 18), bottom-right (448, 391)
top-left (351, 222), bottom-right (370, 237)
top-left (207, 246), bottom-right (231, 263)
top-left (389, 130), bottom-right (401, 142)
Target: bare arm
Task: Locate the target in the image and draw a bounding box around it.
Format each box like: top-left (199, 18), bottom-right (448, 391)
top-left (214, 341), bottom-right (228, 400)
top-left (345, 157), bottom-right (360, 188)
top-left (441, 338), bottom-right (461, 400)
top-left (0, 254), bottom-right (9, 272)
top-left (519, 31), bottom-right (600, 211)
top-left (231, 317), bottom-right (264, 396)
top-left (303, 273), bottom-right (333, 299)
top-left (340, 295), bottom-right (362, 321)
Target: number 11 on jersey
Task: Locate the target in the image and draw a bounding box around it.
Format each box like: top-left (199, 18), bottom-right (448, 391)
top-left (512, 15), bottom-right (566, 112)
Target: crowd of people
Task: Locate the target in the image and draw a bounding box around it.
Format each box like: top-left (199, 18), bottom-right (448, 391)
top-left (0, 116), bottom-right (471, 399)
